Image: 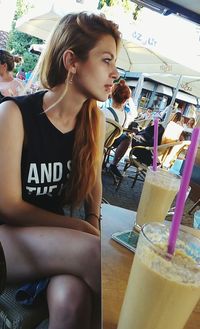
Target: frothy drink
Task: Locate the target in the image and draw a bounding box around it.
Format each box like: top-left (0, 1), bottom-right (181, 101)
top-left (136, 168), bottom-right (180, 227)
top-left (117, 223), bottom-right (200, 329)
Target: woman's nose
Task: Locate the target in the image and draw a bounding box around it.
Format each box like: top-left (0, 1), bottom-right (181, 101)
top-left (111, 66), bottom-right (119, 81)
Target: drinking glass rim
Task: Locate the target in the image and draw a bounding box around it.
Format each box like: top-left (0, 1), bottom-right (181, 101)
top-left (147, 166), bottom-right (181, 180)
top-left (141, 222), bottom-right (200, 269)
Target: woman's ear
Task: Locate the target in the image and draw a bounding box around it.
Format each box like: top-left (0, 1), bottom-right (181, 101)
top-left (63, 50), bottom-right (77, 73)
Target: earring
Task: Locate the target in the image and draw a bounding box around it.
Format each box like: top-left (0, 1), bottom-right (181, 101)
top-left (68, 71), bottom-right (74, 84)
top-left (69, 74), bottom-right (73, 84)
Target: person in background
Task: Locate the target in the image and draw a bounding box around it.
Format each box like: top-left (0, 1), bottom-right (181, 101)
top-left (131, 119), bottom-right (165, 166)
top-left (0, 12), bottom-right (120, 329)
top-left (186, 117), bottom-right (196, 129)
top-left (102, 79), bottom-right (132, 178)
top-left (181, 117), bottom-right (196, 141)
top-left (170, 111), bottom-right (183, 125)
top-left (161, 111), bottom-right (184, 144)
top-left (16, 67), bottom-right (26, 81)
top-left (0, 49), bottom-right (24, 96)
top-left (135, 106), bottom-right (153, 121)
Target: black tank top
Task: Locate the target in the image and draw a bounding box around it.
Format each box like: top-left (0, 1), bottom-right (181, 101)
top-left (1, 91), bottom-right (75, 214)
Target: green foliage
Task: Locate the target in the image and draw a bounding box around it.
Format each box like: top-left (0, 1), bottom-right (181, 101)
top-left (133, 4), bottom-right (143, 20)
top-left (98, 0), bottom-right (118, 9)
top-left (98, 0), bottom-right (140, 17)
top-left (14, 0), bottom-right (29, 20)
top-left (7, 0), bottom-right (42, 72)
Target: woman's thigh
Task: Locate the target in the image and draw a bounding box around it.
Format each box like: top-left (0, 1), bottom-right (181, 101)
top-left (0, 225), bottom-right (100, 292)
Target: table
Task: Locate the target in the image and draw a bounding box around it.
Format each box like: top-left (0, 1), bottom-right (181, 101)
top-left (101, 204), bottom-right (200, 329)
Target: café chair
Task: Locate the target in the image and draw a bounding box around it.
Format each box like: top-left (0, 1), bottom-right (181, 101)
top-left (134, 118), bottom-right (152, 129)
top-left (103, 118), bottom-right (123, 170)
top-left (116, 140), bottom-right (190, 191)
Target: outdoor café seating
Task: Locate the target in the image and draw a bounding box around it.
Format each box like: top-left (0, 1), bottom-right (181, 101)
top-left (116, 140), bottom-right (190, 190)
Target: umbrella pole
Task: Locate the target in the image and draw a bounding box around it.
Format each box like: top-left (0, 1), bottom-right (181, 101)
top-left (162, 75), bottom-right (183, 128)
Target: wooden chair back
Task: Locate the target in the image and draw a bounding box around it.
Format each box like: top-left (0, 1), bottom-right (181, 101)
top-left (104, 118), bottom-right (123, 148)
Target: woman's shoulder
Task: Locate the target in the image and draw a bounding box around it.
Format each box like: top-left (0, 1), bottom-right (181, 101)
top-left (0, 90), bottom-right (47, 110)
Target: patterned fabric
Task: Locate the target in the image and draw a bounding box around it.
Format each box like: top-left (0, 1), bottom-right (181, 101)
top-left (15, 279), bottom-right (49, 306)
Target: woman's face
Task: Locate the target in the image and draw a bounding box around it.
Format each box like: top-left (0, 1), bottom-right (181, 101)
top-left (188, 118), bottom-right (195, 127)
top-left (74, 34), bottom-right (119, 102)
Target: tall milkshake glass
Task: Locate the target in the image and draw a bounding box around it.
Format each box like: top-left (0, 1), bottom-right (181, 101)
top-left (112, 167), bottom-right (181, 252)
top-left (117, 222), bottom-right (200, 329)
top-left (134, 167), bottom-right (180, 233)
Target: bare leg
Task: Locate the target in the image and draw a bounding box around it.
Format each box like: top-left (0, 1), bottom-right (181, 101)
top-left (0, 225), bottom-right (100, 328)
top-left (0, 225), bottom-right (100, 294)
top-left (112, 138), bottom-right (130, 165)
top-left (47, 275), bottom-right (92, 329)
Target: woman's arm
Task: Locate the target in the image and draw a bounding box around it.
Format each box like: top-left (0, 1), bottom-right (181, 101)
top-left (0, 101), bottom-right (99, 236)
top-left (84, 110), bottom-right (105, 230)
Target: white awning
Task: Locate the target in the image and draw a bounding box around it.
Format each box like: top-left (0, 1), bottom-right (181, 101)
top-left (156, 85), bottom-right (173, 97)
top-left (127, 80), bottom-right (155, 91)
top-left (176, 91), bottom-right (197, 105)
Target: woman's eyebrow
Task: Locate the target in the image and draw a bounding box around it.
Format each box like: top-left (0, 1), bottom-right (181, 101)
top-left (102, 52), bottom-right (114, 59)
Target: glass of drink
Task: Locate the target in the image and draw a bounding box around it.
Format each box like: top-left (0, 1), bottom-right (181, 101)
top-left (117, 222), bottom-right (200, 329)
top-left (134, 167), bottom-right (181, 232)
top-left (123, 167), bottom-right (181, 251)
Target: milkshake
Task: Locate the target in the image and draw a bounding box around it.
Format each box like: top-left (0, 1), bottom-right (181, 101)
top-left (117, 223), bottom-right (200, 329)
top-left (136, 167), bottom-right (180, 228)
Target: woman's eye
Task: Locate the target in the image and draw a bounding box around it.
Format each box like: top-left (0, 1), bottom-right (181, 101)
top-left (104, 58), bottom-right (111, 64)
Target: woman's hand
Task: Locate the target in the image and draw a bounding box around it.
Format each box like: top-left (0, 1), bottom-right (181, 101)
top-left (86, 214), bottom-right (100, 231)
top-left (81, 219), bottom-right (100, 236)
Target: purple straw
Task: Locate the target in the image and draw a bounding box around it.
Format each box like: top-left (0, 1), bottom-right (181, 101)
top-left (167, 127), bottom-right (200, 255)
top-left (153, 118), bottom-right (159, 171)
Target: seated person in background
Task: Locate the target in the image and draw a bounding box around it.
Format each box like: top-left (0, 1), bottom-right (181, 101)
top-left (135, 106), bottom-right (153, 121)
top-left (161, 112), bottom-right (183, 144)
top-left (170, 112), bottom-right (183, 125)
top-left (127, 120), bottom-right (140, 134)
top-left (102, 79), bottom-right (132, 178)
top-left (0, 49), bottom-right (24, 96)
top-left (131, 120), bottom-right (165, 166)
top-left (181, 117), bottom-right (196, 141)
top-left (186, 117), bottom-right (196, 129)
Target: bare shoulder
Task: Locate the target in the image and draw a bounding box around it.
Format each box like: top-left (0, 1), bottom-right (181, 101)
top-left (0, 100), bottom-right (23, 133)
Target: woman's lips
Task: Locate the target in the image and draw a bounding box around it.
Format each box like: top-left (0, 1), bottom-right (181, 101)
top-left (104, 85), bottom-right (113, 93)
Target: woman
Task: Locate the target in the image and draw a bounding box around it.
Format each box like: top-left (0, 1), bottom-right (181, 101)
top-left (0, 12), bottom-right (120, 329)
top-left (186, 117), bottom-right (196, 129)
top-left (161, 112), bottom-right (184, 144)
top-left (0, 49), bottom-right (24, 96)
top-left (102, 79), bottom-right (131, 177)
top-left (170, 111), bottom-right (183, 125)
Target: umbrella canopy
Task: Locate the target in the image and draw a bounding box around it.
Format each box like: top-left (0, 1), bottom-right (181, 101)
top-left (16, 3), bottom-right (200, 97)
top-left (15, 1), bottom-right (86, 40)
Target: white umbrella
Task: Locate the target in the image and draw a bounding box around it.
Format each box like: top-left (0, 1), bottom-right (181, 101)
top-left (16, 3), bottom-right (200, 98)
top-left (16, 1), bottom-right (98, 40)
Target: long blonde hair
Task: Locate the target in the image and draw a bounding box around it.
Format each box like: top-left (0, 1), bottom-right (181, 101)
top-left (38, 12), bottom-right (121, 207)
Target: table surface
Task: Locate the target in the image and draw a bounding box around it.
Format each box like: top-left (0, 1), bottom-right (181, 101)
top-left (101, 204), bottom-right (200, 329)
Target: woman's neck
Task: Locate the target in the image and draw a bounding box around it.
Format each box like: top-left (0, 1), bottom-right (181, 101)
top-left (0, 72), bottom-right (13, 82)
top-left (44, 84), bottom-right (87, 118)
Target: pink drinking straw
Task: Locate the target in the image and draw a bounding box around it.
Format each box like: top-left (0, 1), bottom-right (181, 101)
top-left (167, 127), bottom-right (200, 255)
top-left (153, 118), bottom-right (159, 171)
